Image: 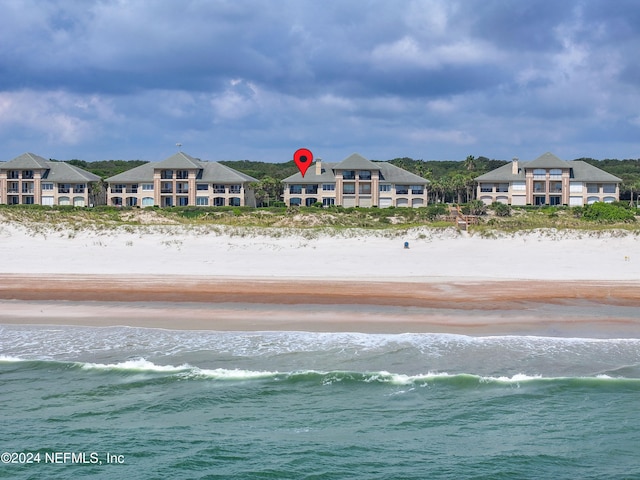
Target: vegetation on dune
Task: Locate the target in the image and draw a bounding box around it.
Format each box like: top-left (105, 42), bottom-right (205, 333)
top-left (1, 202), bottom-right (637, 235)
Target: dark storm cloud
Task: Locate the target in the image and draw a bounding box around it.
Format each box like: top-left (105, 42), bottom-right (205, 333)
top-left (0, 0), bottom-right (639, 162)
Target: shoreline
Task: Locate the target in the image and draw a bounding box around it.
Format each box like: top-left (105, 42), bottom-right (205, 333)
top-left (2, 275), bottom-right (639, 337)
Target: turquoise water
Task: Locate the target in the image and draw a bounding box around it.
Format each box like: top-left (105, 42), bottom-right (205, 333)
top-left (2, 325), bottom-right (640, 479)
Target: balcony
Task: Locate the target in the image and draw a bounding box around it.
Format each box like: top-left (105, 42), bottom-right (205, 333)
top-left (161, 189), bottom-right (173, 194)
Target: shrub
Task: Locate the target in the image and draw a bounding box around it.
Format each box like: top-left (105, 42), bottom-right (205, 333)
top-left (582, 202), bottom-right (636, 223)
top-left (466, 200), bottom-right (487, 216)
top-left (491, 202), bottom-right (511, 217)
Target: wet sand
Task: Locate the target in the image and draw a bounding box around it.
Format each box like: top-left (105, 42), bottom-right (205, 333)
top-left (1, 274), bottom-right (639, 337)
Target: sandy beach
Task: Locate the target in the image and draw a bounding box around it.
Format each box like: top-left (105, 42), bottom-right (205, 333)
top-left (1, 222), bottom-right (639, 336)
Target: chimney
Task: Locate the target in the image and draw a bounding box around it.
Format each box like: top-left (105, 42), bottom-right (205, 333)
top-left (512, 157), bottom-right (519, 175)
top-left (315, 158), bottom-right (322, 176)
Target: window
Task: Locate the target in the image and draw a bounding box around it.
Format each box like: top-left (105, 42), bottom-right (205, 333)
top-left (178, 197), bottom-right (189, 206)
top-left (322, 184), bottom-right (335, 191)
top-left (603, 184), bottom-right (616, 194)
top-left (396, 185), bottom-right (409, 195)
top-left (512, 182), bottom-right (526, 191)
top-left (74, 184), bottom-right (86, 193)
top-left (161, 182), bottom-right (173, 193)
top-left (587, 184), bottom-right (598, 194)
top-left (22, 183), bottom-right (34, 194)
top-left (176, 170), bottom-right (189, 179)
top-left (549, 196), bottom-right (562, 206)
top-left (42, 183), bottom-right (54, 191)
top-left (534, 196), bottom-right (546, 206)
top-left (176, 182), bottom-right (188, 194)
top-left (196, 197), bottom-right (209, 206)
top-left (549, 182), bottom-right (562, 193)
top-left (410, 185), bottom-right (424, 195)
top-left (22, 170), bottom-right (34, 179)
top-left (289, 185), bottom-right (302, 194)
top-left (550, 169), bottom-right (562, 179)
top-left (229, 185), bottom-right (242, 194)
top-left (23, 196), bottom-right (34, 205)
top-left (289, 197), bottom-right (301, 206)
top-left (196, 183), bottom-right (208, 191)
top-left (305, 185), bottom-right (318, 194)
top-left (480, 184), bottom-right (493, 193)
top-left (142, 197), bottom-right (154, 207)
top-left (322, 198), bottom-right (335, 206)
top-left (9, 171), bottom-right (20, 179)
top-left (229, 197), bottom-right (241, 206)
top-left (359, 170), bottom-right (371, 180)
top-left (359, 183), bottom-right (371, 194)
top-left (213, 197), bottom-right (225, 206)
top-left (343, 183), bottom-right (355, 194)
top-left (379, 184), bottom-right (391, 192)
top-left (342, 170), bottom-right (356, 180)
top-left (142, 184), bottom-right (154, 191)
top-left (497, 183), bottom-right (509, 193)
top-left (213, 184), bottom-right (226, 193)
top-left (533, 169), bottom-right (546, 179)
top-left (126, 184), bottom-right (137, 194)
top-left (111, 184), bottom-right (124, 194)
top-left (58, 184), bottom-right (71, 194)
top-left (161, 170), bottom-right (173, 179)
top-left (533, 181), bottom-right (545, 193)
top-left (305, 198), bottom-right (318, 206)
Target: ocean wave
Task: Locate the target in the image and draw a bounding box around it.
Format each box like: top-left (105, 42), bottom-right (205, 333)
top-left (3, 357), bottom-right (640, 387)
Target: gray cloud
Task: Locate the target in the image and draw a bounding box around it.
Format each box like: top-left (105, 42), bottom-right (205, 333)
top-left (0, 0), bottom-right (639, 162)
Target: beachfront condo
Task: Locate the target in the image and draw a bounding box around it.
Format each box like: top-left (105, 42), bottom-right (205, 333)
top-left (105, 152), bottom-right (258, 208)
top-left (475, 152), bottom-right (622, 206)
top-left (0, 153), bottom-right (101, 207)
top-left (282, 153), bottom-right (429, 208)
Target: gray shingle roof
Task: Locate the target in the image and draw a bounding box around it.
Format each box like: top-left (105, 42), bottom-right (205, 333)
top-left (475, 154), bottom-right (622, 183)
top-left (377, 162), bottom-right (428, 185)
top-left (570, 161), bottom-right (622, 182)
top-left (1, 153), bottom-right (100, 183)
top-left (527, 152), bottom-right (571, 169)
top-left (155, 152), bottom-right (202, 169)
top-left (105, 152), bottom-right (257, 184)
top-left (45, 162), bottom-right (101, 183)
top-left (282, 155), bottom-right (429, 185)
top-left (334, 153), bottom-right (379, 171)
top-left (474, 162), bottom-right (524, 182)
top-left (104, 162), bottom-right (156, 183)
top-left (4, 152), bottom-right (50, 169)
top-left (282, 162), bottom-right (338, 183)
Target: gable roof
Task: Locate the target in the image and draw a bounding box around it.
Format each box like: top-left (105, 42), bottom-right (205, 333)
top-left (334, 153), bottom-right (380, 171)
top-left (474, 153), bottom-right (622, 183)
top-left (1, 153), bottom-right (100, 183)
top-left (105, 152), bottom-right (257, 184)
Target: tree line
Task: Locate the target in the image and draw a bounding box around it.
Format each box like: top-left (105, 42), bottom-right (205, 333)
top-left (62, 156), bottom-right (640, 206)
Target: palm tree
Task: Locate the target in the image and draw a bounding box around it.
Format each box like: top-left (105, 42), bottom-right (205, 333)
top-left (464, 155), bottom-right (477, 172)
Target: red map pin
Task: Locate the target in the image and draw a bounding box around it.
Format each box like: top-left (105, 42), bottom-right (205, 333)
top-left (293, 148), bottom-right (313, 177)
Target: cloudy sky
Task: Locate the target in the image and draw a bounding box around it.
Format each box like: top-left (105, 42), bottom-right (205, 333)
top-left (1, 0), bottom-right (640, 163)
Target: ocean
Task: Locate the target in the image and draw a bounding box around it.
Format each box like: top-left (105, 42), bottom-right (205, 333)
top-left (1, 324), bottom-right (639, 479)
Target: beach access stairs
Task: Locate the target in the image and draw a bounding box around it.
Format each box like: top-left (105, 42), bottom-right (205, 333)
top-left (449, 205), bottom-right (479, 231)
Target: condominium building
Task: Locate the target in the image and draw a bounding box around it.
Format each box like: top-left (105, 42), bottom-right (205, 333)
top-left (475, 152), bottom-right (622, 206)
top-left (105, 152), bottom-right (257, 207)
top-left (282, 153), bottom-right (429, 207)
top-left (0, 153), bottom-right (100, 206)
